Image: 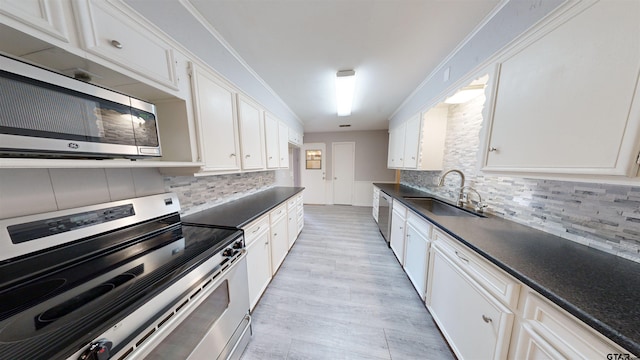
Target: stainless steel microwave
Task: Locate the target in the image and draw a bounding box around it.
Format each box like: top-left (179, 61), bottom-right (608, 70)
top-left (0, 56), bottom-right (161, 159)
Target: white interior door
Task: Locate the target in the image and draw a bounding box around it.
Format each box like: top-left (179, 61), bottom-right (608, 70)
top-left (301, 142), bottom-right (326, 204)
top-left (332, 142), bottom-right (355, 205)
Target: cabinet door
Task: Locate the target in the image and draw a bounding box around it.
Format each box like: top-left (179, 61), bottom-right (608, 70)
top-left (387, 124), bottom-right (405, 168)
top-left (402, 113), bottom-right (421, 169)
top-left (237, 95), bottom-right (265, 170)
top-left (427, 246), bottom-right (513, 360)
top-left (270, 214), bottom-right (288, 275)
top-left (485, 0), bottom-right (640, 176)
top-left (278, 122), bottom-right (289, 168)
top-left (389, 208), bottom-right (406, 265)
top-left (296, 193), bottom-right (304, 235)
top-left (512, 323), bottom-right (566, 360)
top-left (191, 66), bottom-right (240, 172)
top-left (287, 209), bottom-right (297, 249)
top-left (246, 229), bottom-right (271, 311)
top-left (403, 220), bottom-right (429, 298)
top-left (418, 105), bottom-right (447, 171)
top-left (264, 113), bottom-right (280, 169)
top-left (0, 0), bottom-right (71, 43)
top-left (74, 0), bottom-right (177, 90)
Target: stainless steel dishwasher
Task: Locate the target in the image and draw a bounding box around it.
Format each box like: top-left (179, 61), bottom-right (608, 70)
top-left (377, 191), bottom-right (392, 246)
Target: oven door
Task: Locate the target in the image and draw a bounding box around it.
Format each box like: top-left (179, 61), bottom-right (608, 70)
top-left (115, 254), bottom-right (250, 360)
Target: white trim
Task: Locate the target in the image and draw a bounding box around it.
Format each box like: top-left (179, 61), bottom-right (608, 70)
top-left (179, 0), bottom-right (303, 126)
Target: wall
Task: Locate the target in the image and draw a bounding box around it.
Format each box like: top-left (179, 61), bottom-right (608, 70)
top-left (400, 94), bottom-right (640, 263)
top-left (390, 0), bottom-right (564, 127)
top-left (303, 130), bottom-right (396, 206)
top-left (0, 168), bottom-right (277, 220)
top-left (303, 130), bottom-right (395, 181)
top-left (165, 170), bottom-right (275, 215)
top-left (0, 168), bottom-right (165, 219)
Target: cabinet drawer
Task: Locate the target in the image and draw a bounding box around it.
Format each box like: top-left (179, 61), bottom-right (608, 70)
top-left (270, 203), bottom-right (287, 223)
top-left (74, 0), bottom-right (178, 90)
top-left (520, 290), bottom-right (629, 358)
top-left (242, 214), bottom-right (269, 246)
top-left (433, 228), bottom-right (520, 309)
top-left (406, 211), bottom-right (432, 238)
top-left (287, 197), bottom-right (297, 211)
top-left (392, 199), bottom-right (407, 215)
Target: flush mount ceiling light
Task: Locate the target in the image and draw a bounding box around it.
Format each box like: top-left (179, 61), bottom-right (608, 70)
top-left (444, 84), bottom-right (485, 104)
top-left (336, 70), bottom-right (355, 116)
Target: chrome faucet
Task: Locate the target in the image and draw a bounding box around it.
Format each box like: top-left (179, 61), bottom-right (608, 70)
top-left (460, 186), bottom-right (488, 213)
top-left (437, 169), bottom-right (465, 206)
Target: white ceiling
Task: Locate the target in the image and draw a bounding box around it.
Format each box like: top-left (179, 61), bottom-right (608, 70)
top-left (184, 0), bottom-right (501, 133)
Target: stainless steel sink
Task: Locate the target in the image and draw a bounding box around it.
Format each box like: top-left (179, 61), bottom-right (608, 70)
top-left (403, 197), bottom-right (485, 218)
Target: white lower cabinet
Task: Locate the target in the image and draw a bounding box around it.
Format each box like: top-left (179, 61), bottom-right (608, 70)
top-left (428, 244), bottom-right (514, 360)
top-left (403, 213), bottom-right (431, 299)
top-left (389, 201), bottom-right (407, 265)
top-left (296, 193), bottom-right (304, 235)
top-left (510, 289), bottom-right (630, 359)
top-left (287, 198), bottom-right (297, 249)
top-left (269, 204), bottom-right (288, 275)
top-left (372, 186), bottom-right (380, 223)
top-left (243, 215), bottom-right (271, 311)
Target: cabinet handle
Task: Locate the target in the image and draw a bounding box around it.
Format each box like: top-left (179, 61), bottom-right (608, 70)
top-left (274, 233), bottom-right (278, 236)
top-left (252, 226), bottom-right (261, 233)
top-left (110, 40), bottom-right (123, 49)
top-left (245, 154), bottom-right (251, 158)
top-left (230, 153), bottom-right (236, 157)
top-left (482, 315), bottom-right (492, 323)
top-left (455, 250), bottom-right (469, 263)
top-left (399, 226), bottom-right (403, 230)
top-left (269, 156), bottom-right (273, 159)
top-left (265, 240), bottom-right (269, 245)
top-left (488, 147), bottom-right (498, 152)
top-left (411, 156), bottom-right (415, 160)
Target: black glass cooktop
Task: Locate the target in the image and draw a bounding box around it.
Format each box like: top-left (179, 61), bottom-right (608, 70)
top-left (0, 215), bottom-right (241, 360)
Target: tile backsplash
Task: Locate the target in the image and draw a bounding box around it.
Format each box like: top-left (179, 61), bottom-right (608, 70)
top-left (401, 94), bottom-right (640, 262)
top-left (164, 170), bottom-right (276, 216)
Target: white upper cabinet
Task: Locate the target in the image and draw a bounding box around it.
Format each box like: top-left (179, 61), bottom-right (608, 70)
top-left (418, 105), bottom-right (447, 171)
top-left (73, 0), bottom-right (178, 90)
top-left (387, 123), bottom-right (406, 168)
top-left (483, 0), bottom-right (640, 178)
top-left (288, 129), bottom-right (303, 147)
top-left (264, 112), bottom-right (280, 169)
top-left (402, 113), bottom-right (421, 169)
top-left (190, 64), bottom-right (241, 172)
top-left (0, 0), bottom-right (73, 44)
top-left (237, 95), bottom-right (266, 170)
top-left (278, 122), bottom-right (289, 168)
top-left (388, 109), bottom-right (447, 171)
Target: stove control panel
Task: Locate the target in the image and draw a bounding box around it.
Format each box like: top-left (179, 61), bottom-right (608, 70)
top-left (8, 204), bottom-right (135, 244)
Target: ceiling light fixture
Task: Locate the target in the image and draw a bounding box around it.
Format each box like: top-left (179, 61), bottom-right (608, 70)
top-left (444, 84), bottom-right (485, 104)
top-left (336, 70), bottom-right (355, 116)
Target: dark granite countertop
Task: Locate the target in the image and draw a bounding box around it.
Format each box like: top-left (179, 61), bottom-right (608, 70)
top-left (182, 187), bottom-right (304, 228)
top-left (374, 183), bottom-right (640, 355)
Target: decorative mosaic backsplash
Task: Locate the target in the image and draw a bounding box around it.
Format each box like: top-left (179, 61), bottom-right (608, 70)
top-left (164, 171), bottom-right (276, 216)
top-left (401, 95), bottom-right (640, 262)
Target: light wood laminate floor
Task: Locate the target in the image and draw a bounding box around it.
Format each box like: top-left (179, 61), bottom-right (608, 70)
top-left (240, 205), bottom-right (454, 360)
